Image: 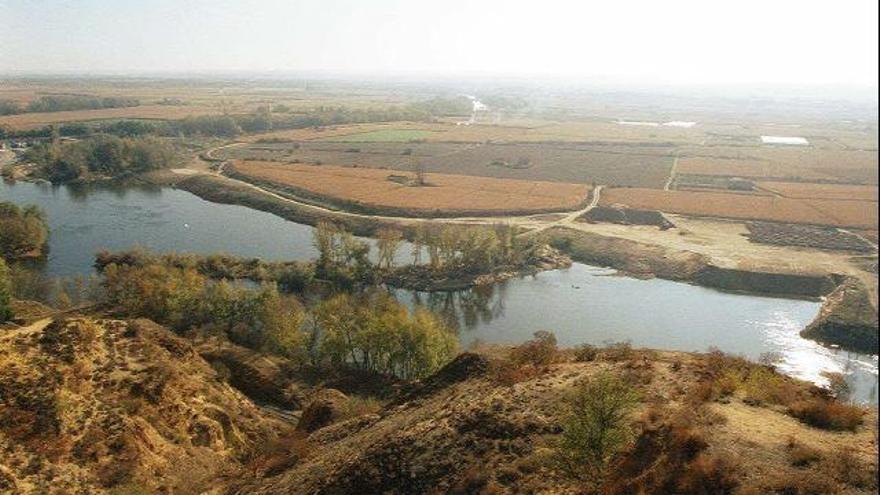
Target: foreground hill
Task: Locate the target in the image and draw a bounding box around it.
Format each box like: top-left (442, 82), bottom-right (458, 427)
top-left (235, 347), bottom-right (878, 495)
top-left (1, 316), bottom-right (876, 494)
top-left (0, 317), bottom-right (289, 494)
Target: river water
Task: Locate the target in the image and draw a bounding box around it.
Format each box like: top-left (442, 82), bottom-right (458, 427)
top-left (2, 179), bottom-right (877, 403)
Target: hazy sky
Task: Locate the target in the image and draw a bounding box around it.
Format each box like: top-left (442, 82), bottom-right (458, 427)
top-left (1, 0), bottom-right (877, 86)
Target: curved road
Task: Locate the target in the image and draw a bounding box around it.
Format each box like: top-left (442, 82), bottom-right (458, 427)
top-left (173, 143), bottom-right (607, 235)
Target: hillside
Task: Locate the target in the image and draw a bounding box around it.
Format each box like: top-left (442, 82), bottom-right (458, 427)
top-left (1, 316), bottom-right (876, 494)
top-left (235, 348), bottom-right (878, 495)
top-left (0, 317), bottom-right (290, 494)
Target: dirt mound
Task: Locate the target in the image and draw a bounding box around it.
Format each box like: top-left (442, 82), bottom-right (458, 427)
top-left (582, 205), bottom-right (675, 230)
top-left (391, 352), bottom-right (490, 406)
top-left (0, 317), bottom-right (288, 494)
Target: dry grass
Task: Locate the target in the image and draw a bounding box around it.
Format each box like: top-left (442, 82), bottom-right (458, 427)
top-left (231, 160), bottom-right (589, 215)
top-left (601, 187), bottom-right (878, 228)
top-left (0, 105), bottom-right (222, 129)
top-left (788, 399), bottom-right (866, 432)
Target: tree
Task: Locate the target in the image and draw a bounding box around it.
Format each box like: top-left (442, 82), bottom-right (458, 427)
top-left (313, 221), bottom-right (339, 275)
top-left (413, 162), bottom-right (427, 186)
top-left (555, 371), bottom-right (640, 486)
top-left (0, 202), bottom-right (49, 260)
top-left (376, 228), bottom-right (403, 269)
top-left (0, 258), bottom-right (13, 322)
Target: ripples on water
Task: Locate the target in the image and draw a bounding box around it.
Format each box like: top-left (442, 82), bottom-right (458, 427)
top-left (2, 180), bottom-right (877, 403)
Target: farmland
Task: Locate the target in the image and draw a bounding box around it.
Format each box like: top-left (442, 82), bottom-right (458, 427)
top-left (322, 129), bottom-right (438, 142)
top-left (0, 104), bottom-right (223, 130)
top-left (678, 147), bottom-right (879, 184)
top-left (228, 160), bottom-right (590, 216)
top-left (601, 187), bottom-right (879, 229)
top-left (757, 181), bottom-right (879, 201)
top-left (220, 139), bottom-right (675, 187)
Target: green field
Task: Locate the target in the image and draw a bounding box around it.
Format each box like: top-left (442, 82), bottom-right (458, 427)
top-left (322, 129), bottom-right (436, 142)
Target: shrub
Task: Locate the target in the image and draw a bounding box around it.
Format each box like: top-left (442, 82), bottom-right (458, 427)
top-left (248, 431), bottom-right (312, 477)
top-left (787, 438), bottom-right (822, 467)
top-left (601, 341), bottom-right (635, 362)
top-left (788, 399), bottom-right (864, 431)
top-left (509, 330), bottom-right (558, 367)
top-left (675, 453), bottom-right (739, 494)
top-left (554, 371), bottom-right (640, 486)
top-left (573, 343), bottom-right (598, 362)
top-left (821, 371), bottom-right (852, 403)
top-left (741, 367), bottom-right (797, 406)
top-left (490, 359), bottom-right (544, 386)
top-left (759, 470), bottom-right (839, 495)
top-left (817, 446), bottom-right (877, 490)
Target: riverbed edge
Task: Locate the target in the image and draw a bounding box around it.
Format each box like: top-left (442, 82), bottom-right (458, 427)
top-left (167, 173), bottom-right (878, 356)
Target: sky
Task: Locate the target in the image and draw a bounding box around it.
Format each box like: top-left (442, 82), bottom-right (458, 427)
top-left (1, 0), bottom-right (878, 87)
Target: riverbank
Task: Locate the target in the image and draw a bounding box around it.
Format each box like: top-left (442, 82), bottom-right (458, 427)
top-left (52, 173), bottom-right (880, 355)
top-left (538, 226), bottom-right (877, 354)
top-left (384, 244), bottom-right (572, 291)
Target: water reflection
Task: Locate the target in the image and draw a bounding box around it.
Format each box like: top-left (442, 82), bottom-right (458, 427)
top-left (395, 265), bottom-right (878, 404)
top-left (3, 179), bottom-right (878, 404)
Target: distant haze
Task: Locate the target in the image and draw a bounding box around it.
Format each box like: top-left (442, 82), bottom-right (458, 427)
top-left (1, 0), bottom-right (877, 88)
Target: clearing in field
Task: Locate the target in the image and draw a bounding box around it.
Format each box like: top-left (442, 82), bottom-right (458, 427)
top-left (601, 187), bottom-right (878, 229)
top-left (229, 160), bottom-right (590, 216)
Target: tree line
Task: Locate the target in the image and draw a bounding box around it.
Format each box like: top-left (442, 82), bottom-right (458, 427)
top-left (23, 134), bottom-right (180, 182)
top-left (0, 97), bottom-right (476, 140)
top-left (99, 260), bottom-right (458, 380)
top-left (0, 95), bottom-right (139, 116)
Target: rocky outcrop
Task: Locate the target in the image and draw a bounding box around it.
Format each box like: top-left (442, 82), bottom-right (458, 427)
top-left (694, 265), bottom-right (838, 298)
top-left (802, 278), bottom-right (879, 354)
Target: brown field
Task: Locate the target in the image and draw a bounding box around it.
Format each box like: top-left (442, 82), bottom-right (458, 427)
top-left (601, 187), bottom-right (878, 228)
top-left (230, 160), bottom-right (590, 214)
top-left (0, 105), bottom-right (223, 130)
top-left (246, 120), bottom-right (703, 145)
top-left (678, 147), bottom-right (878, 184)
top-left (222, 139), bottom-right (675, 188)
top-left (757, 181), bottom-right (879, 201)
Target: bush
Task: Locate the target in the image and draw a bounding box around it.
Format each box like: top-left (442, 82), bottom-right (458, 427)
top-left (817, 446), bottom-right (877, 490)
top-left (787, 438), bottom-right (822, 467)
top-left (509, 330), bottom-right (558, 367)
top-left (788, 399), bottom-right (864, 431)
top-left (675, 453), bottom-right (739, 494)
top-left (741, 367), bottom-right (797, 406)
top-left (601, 341), bottom-right (635, 362)
top-left (555, 371), bottom-right (640, 486)
top-left (573, 343), bottom-right (598, 362)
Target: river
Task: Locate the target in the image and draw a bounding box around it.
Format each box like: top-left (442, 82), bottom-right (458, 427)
top-left (2, 179), bottom-right (877, 403)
